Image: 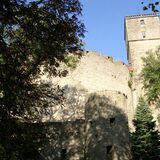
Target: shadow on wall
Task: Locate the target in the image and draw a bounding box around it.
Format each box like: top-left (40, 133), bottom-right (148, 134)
top-left (39, 120), bottom-right (85, 160)
top-left (38, 90), bottom-right (132, 160)
top-left (0, 87), bottom-right (131, 160)
top-left (38, 84), bottom-right (87, 122)
top-left (84, 93), bottom-right (132, 160)
top-left (3, 86), bottom-right (131, 160)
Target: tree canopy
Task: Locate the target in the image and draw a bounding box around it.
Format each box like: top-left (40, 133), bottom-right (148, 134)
top-left (142, 1), bottom-right (160, 12)
top-left (0, 0), bottom-right (85, 159)
top-left (141, 47), bottom-right (160, 106)
top-left (131, 97), bottom-right (160, 160)
top-left (0, 0), bottom-right (85, 120)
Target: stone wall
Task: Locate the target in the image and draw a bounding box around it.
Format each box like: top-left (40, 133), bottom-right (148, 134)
top-left (125, 15), bottom-right (160, 43)
top-left (40, 121), bottom-right (85, 160)
top-left (84, 92), bottom-right (131, 160)
top-left (40, 91), bottom-right (131, 160)
top-left (39, 58), bottom-right (133, 159)
top-left (41, 86), bottom-right (88, 122)
top-left (50, 51), bottom-right (133, 124)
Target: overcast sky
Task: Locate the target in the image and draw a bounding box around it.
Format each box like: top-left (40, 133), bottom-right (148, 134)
top-left (81, 0), bottom-right (151, 64)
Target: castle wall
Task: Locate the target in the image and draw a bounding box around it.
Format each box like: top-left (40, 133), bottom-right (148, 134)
top-left (41, 86), bottom-right (88, 122)
top-left (55, 51), bottom-right (130, 94)
top-left (51, 51), bottom-right (133, 124)
top-left (40, 91), bottom-right (131, 160)
top-left (40, 121), bottom-right (85, 160)
top-left (39, 61), bottom-right (133, 159)
top-left (85, 92), bottom-right (131, 160)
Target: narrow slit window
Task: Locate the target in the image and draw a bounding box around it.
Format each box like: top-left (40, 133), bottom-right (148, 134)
top-left (106, 145), bottom-right (114, 160)
top-left (89, 120), bottom-right (93, 124)
top-left (61, 148), bottom-right (67, 160)
top-left (142, 31), bottom-right (146, 38)
top-left (110, 118), bottom-right (115, 127)
top-left (106, 145), bottom-right (113, 154)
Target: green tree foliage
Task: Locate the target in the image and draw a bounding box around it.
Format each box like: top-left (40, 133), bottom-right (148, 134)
top-left (141, 47), bottom-right (160, 106)
top-left (141, 1), bottom-right (160, 12)
top-left (0, 120), bottom-right (47, 160)
top-left (64, 54), bottom-right (80, 69)
top-left (0, 0), bottom-right (85, 159)
top-left (131, 98), bottom-right (160, 160)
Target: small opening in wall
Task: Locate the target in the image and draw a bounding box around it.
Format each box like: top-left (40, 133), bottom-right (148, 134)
top-left (95, 134), bottom-right (98, 138)
top-left (89, 120), bottom-right (93, 125)
top-left (106, 145), bottom-right (113, 154)
top-left (110, 118), bottom-right (116, 127)
top-left (106, 145), bottom-right (114, 160)
top-left (140, 19), bottom-right (145, 25)
top-left (61, 148), bottom-right (67, 160)
top-left (142, 31), bottom-right (146, 38)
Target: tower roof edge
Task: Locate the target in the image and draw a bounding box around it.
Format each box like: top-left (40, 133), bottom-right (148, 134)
top-left (125, 13), bottom-right (159, 19)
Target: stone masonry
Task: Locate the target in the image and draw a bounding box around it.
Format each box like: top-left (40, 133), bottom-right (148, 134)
top-left (39, 14), bottom-right (160, 160)
top-left (125, 14), bottom-right (160, 110)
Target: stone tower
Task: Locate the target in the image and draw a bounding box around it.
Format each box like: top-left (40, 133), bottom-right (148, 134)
top-left (124, 14), bottom-right (160, 109)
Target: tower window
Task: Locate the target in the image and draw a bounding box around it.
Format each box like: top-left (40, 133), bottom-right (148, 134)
top-left (140, 19), bottom-right (145, 25)
top-left (142, 31), bottom-right (146, 38)
top-left (109, 118), bottom-right (116, 127)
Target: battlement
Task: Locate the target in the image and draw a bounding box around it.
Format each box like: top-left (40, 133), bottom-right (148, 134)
top-left (82, 50), bottom-right (127, 67)
top-left (125, 13), bottom-right (159, 19)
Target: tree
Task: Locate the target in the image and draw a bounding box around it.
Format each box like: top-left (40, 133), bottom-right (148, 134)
top-left (141, 1), bottom-right (160, 12)
top-left (131, 97), bottom-right (160, 160)
top-left (0, 0), bottom-right (85, 117)
top-left (0, 0), bottom-right (85, 159)
top-left (141, 47), bottom-right (160, 106)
